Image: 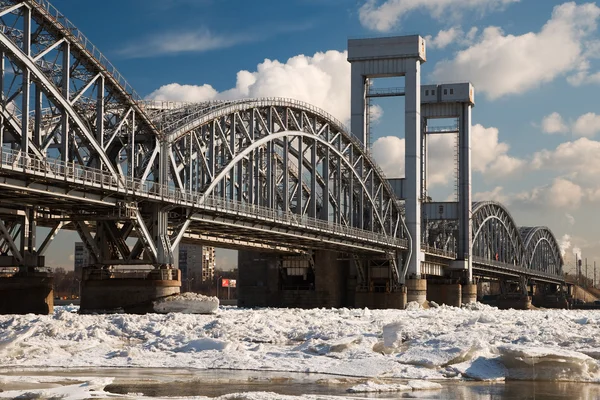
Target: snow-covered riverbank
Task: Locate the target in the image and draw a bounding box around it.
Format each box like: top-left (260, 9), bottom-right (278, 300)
top-left (2, 304), bottom-right (600, 384)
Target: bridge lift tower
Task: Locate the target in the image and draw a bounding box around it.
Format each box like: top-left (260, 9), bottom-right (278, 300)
top-left (348, 35), bottom-right (427, 302)
top-left (421, 83), bottom-right (475, 283)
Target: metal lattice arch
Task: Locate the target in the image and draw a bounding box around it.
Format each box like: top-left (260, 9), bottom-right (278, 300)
top-left (472, 201), bottom-right (563, 277)
top-left (157, 98), bottom-right (408, 241)
top-left (519, 227), bottom-right (563, 276)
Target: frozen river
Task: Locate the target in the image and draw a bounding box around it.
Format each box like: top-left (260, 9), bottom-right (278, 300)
top-left (1, 303), bottom-right (600, 398)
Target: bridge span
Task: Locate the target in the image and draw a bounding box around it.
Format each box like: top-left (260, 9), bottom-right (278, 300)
top-left (0, 0), bottom-right (564, 313)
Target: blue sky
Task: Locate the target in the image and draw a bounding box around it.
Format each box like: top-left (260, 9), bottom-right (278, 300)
top-left (43, 0), bottom-right (600, 275)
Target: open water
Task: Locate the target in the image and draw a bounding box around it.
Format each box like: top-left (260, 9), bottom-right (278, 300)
top-left (1, 368), bottom-right (600, 399)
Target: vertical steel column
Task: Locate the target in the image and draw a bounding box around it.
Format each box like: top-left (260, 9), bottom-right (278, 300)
top-left (309, 139), bottom-right (317, 218)
top-left (405, 59), bottom-right (422, 278)
top-left (296, 137), bottom-right (303, 215)
top-left (322, 131), bottom-right (330, 221)
top-left (96, 76), bottom-right (104, 170)
top-left (229, 114), bottom-right (236, 200)
top-left (33, 85), bottom-right (41, 147)
top-left (336, 134), bottom-right (341, 224)
top-left (61, 41), bottom-right (70, 162)
top-left (130, 111), bottom-right (136, 179)
top-left (350, 70), bottom-right (367, 147)
top-left (358, 158), bottom-right (364, 229)
top-left (421, 118), bottom-right (427, 200)
top-left (266, 141), bottom-right (273, 208)
top-left (209, 123), bottom-right (216, 192)
top-left (283, 136), bottom-right (289, 211)
top-left (458, 103), bottom-right (474, 283)
top-left (348, 146), bottom-right (354, 227)
top-left (21, 6), bottom-right (31, 155)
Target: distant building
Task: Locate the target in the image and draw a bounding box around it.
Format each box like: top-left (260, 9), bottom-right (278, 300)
top-left (178, 244), bottom-right (215, 288)
top-left (74, 242), bottom-right (91, 277)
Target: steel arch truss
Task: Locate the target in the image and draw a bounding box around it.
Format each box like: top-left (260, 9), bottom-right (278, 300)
top-left (472, 201), bottom-right (525, 266)
top-left (472, 201), bottom-right (563, 281)
top-left (0, 0), bottom-right (161, 184)
top-left (519, 226), bottom-right (563, 276)
top-left (164, 99), bottom-right (407, 243)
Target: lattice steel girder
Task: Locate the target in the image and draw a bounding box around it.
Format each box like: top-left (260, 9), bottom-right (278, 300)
top-left (163, 100), bottom-right (407, 241)
top-left (0, 206), bottom-right (60, 266)
top-left (189, 213), bottom-right (396, 254)
top-left (472, 201), bottom-right (563, 280)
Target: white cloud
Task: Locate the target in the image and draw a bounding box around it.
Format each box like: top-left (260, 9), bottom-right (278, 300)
top-left (119, 29), bottom-right (255, 58)
top-left (369, 104), bottom-right (384, 124)
top-left (358, 0), bottom-right (518, 32)
top-left (426, 27), bottom-right (462, 49)
top-left (371, 136), bottom-right (405, 178)
top-left (148, 83), bottom-right (218, 102)
top-left (371, 123), bottom-right (523, 185)
top-left (510, 178), bottom-right (584, 210)
top-left (473, 186), bottom-right (508, 203)
top-left (431, 2), bottom-right (600, 99)
top-left (471, 124), bottom-right (524, 178)
top-left (548, 178), bottom-right (584, 209)
top-left (532, 137), bottom-right (600, 180)
top-left (573, 112), bottom-right (600, 137)
top-left (426, 26), bottom-right (479, 49)
top-left (541, 112), bottom-right (568, 134)
top-left (147, 50), bottom-right (351, 123)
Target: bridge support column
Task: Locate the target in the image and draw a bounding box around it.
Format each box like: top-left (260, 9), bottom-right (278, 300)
top-left (426, 283), bottom-right (461, 307)
top-left (0, 272), bottom-right (53, 314)
top-left (0, 209), bottom-right (58, 314)
top-left (462, 283), bottom-right (477, 303)
top-left (80, 269), bottom-right (181, 314)
top-left (406, 278), bottom-right (427, 306)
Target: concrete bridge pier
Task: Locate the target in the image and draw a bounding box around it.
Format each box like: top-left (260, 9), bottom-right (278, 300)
top-left (0, 267), bottom-right (53, 314)
top-left (462, 283), bottom-right (477, 303)
top-left (237, 250), bottom-right (350, 308)
top-left (79, 268), bottom-right (181, 314)
top-left (406, 279), bottom-right (427, 306)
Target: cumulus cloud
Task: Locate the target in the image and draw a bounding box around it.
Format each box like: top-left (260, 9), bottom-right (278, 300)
top-left (147, 50), bottom-right (351, 123)
top-left (573, 112), bottom-right (600, 137)
top-left (426, 26), bottom-right (479, 49)
top-left (358, 0), bottom-right (518, 32)
top-left (532, 137), bottom-right (600, 180)
top-left (371, 123), bottom-right (523, 185)
top-left (431, 2), bottom-right (600, 99)
top-left (471, 124), bottom-right (525, 178)
top-left (510, 177), bottom-right (585, 210)
top-left (541, 112), bottom-right (569, 134)
top-left (371, 136), bottom-right (405, 178)
top-left (473, 186), bottom-right (508, 203)
top-left (538, 111), bottom-right (600, 137)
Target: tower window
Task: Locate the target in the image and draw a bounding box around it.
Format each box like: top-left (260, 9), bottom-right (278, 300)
top-left (444, 89), bottom-right (447, 95)
top-left (450, 89), bottom-right (454, 94)
top-left (425, 90), bottom-right (429, 95)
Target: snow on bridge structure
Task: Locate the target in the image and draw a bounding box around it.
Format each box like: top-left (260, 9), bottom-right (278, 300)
top-left (0, 0), bottom-right (564, 313)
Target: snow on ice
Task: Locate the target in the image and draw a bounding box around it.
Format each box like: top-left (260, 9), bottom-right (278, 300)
top-left (2, 303), bottom-right (600, 396)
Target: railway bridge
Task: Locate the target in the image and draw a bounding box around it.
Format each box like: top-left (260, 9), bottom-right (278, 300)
top-left (0, 0), bottom-right (564, 313)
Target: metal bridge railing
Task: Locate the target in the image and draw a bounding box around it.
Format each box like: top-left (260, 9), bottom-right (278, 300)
top-left (472, 256), bottom-right (562, 281)
top-left (421, 245), bottom-right (456, 258)
top-left (0, 148), bottom-right (407, 250)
